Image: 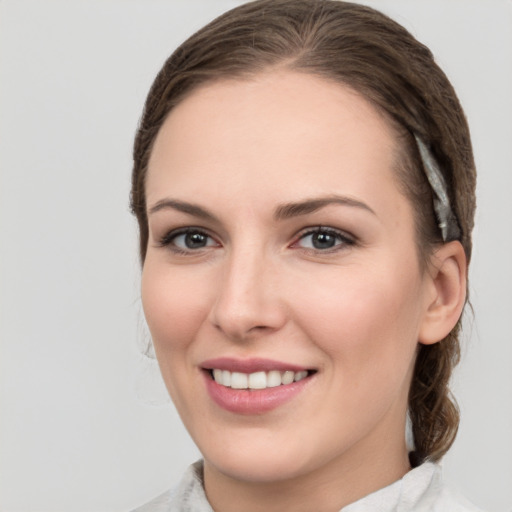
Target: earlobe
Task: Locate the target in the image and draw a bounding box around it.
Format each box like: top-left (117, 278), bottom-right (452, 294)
top-left (418, 241), bottom-right (467, 345)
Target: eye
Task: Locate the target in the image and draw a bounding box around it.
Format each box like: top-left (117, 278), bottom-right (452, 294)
top-left (160, 228), bottom-right (219, 252)
top-left (294, 227), bottom-right (354, 251)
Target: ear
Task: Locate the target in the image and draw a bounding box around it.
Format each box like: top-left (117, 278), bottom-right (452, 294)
top-left (418, 241), bottom-right (467, 345)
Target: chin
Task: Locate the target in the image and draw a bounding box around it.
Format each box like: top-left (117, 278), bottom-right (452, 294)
top-left (207, 451), bottom-right (312, 484)
top-left (199, 429), bottom-right (332, 484)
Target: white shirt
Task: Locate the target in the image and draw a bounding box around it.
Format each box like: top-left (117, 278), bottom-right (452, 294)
top-left (132, 460), bottom-right (483, 512)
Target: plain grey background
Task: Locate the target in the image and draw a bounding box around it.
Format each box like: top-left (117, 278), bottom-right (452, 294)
top-left (1, 1), bottom-right (511, 511)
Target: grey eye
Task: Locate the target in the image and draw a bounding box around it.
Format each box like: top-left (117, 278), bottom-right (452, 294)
top-left (173, 231), bottom-right (216, 249)
top-left (298, 230), bottom-right (344, 250)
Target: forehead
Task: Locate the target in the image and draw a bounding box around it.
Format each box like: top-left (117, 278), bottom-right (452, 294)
top-left (146, 71), bottom-right (404, 216)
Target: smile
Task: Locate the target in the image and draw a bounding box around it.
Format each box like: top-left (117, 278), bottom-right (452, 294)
top-left (211, 369), bottom-right (310, 390)
top-left (201, 358), bottom-right (316, 414)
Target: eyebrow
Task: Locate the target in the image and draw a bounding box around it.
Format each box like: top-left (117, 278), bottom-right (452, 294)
top-left (274, 195), bottom-right (376, 220)
top-left (148, 195), bottom-right (376, 222)
top-left (148, 199), bottom-right (218, 222)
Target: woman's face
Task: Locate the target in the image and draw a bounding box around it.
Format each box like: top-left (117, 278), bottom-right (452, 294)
top-left (142, 71), bottom-right (434, 484)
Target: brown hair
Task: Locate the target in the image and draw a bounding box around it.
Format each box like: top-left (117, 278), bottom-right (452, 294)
top-left (131, 0), bottom-right (476, 464)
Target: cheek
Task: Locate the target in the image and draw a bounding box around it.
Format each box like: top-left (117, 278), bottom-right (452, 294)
top-left (140, 258), bottom-right (218, 415)
top-left (288, 263), bottom-right (424, 443)
top-left (141, 260), bottom-right (211, 354)
top-left (289, 262), bottom-right (424, 378)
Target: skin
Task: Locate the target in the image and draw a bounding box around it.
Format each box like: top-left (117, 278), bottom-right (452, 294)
top-left (141, 71), bottom-right (466, 512)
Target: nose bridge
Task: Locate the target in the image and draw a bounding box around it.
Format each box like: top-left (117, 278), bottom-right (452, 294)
top-left (210, 241), bottom-right (284, 340)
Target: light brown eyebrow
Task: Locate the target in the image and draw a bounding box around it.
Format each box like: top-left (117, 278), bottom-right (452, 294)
top-left (148, 199), bottom-right (218, 222)
top-left (274, 195), bottom-right (376, 221)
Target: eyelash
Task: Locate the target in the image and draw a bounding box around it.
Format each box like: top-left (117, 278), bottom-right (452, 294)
top-left (158, 226), bottom-right (356, 255)
top-left (158, 227), bottom-right (219, 255)
top-left (292, 227), bottom-right (356, 253)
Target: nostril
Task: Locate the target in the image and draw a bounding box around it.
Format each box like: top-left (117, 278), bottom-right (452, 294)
top-left (212, 319), bottom-right (277, 341)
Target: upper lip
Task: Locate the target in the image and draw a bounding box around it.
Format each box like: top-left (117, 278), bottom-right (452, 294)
top-left (201, 357), bottom-right (311, 373)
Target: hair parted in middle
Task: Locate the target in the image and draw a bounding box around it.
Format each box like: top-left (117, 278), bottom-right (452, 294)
top-left (131, 0), bottom-right (476, 466)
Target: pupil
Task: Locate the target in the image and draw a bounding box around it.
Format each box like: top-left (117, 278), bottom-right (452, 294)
top-left (186, 232), bottom-right (207, 248)
top-left (313, 232), bottom-right (335, 249)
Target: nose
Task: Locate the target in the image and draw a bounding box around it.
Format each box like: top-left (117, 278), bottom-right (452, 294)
top-left (209, 247), bottom-right (287, 341)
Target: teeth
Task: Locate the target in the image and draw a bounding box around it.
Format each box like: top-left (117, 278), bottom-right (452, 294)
top-left (231, 372), bottom-right (248, 389)
top-left (222, 370), bottom-right (231, 387)
top-left (211, 369), bottom-right (310, 389)
top-left (294, 370), bottom-right (308, 381)
top-left (266, 370), bottom-right (282, 388)
top-left (213, 369), bottom-right (223, 383)
top-left (248, 371), bottom-right (267, 389)
top-left (281, 371), bottom-right (294, 385)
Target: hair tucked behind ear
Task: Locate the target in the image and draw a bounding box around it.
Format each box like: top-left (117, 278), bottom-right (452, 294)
top-left (131, 0), bottom-right (476, 463)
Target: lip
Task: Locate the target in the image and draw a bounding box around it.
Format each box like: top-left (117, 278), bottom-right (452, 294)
top-left (200, 358), bottom-right (315, 414)
top-left (201, 357), bottom-right (310, 373)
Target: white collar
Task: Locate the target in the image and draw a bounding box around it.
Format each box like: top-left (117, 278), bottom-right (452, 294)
top-left (137, 459), bottom-right (480, 512)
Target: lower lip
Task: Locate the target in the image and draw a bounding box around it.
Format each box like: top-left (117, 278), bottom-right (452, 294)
top-left (203, 372), bottom-right (312, 414)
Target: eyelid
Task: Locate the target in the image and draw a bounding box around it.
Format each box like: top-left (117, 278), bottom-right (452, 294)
top-left (158, 226), bottom-right (221, 252)
top-left (156, 225), bottom-right (355, 255)
top-left (290, 226), bottom-right (356, 251)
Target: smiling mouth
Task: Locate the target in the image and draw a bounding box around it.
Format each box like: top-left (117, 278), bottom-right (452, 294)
top-left (202, 360), bottom-right (317, 413)
top-left (208, 369), bottom-right (316, 390)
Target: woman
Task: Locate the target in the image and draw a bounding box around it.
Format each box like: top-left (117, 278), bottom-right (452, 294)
top-left (130, 0), bottom-right (480, 510)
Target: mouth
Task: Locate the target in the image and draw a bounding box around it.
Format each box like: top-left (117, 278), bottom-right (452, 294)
top-left (200, 358), bottom-right (317, 414)
top-left (207, 368), bottom-right (314, 390)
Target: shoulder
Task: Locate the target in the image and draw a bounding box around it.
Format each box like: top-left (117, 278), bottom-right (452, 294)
top-left (130, 488), bottom-right (175, 512)
top-left (409, 462), bottom-right (485, 512)
top-left (432, 485), bottom-right (485, 512)
top-left (343, 462), bottom-right (485, 512)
